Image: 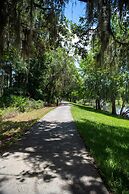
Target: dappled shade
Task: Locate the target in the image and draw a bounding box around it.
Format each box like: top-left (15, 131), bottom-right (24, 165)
top-left (0, 105), bottom-right (108, 194)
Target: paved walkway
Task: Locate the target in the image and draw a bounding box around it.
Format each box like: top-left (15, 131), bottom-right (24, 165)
top-left (0, 103), bottom-right (109, 194)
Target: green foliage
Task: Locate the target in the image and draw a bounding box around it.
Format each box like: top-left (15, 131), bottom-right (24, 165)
top-left (0, 95), bottom-right (14, 108)
top-left (79, 16), bottom-right (129, 113)
top-left (0, 95), bottom-right (44, 114)
top-left (0, 95), bottom-right (26, 110)
top-left (11, 96), bottom-right (27, 112)
top-left (27, 99), bottom-right (44, 110)
top-left (72, 104), bottom-right (129, 194)
top-left (0, 0), bottom-right (75, 102)
top-left (27, 47), bottom-right (81, 103)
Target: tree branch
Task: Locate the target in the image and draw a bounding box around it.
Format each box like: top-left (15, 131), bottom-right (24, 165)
top-left (110, 28), bottom-right (129, 46)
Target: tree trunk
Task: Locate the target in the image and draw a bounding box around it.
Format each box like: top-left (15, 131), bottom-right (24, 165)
top-left (9, 65), bottom-right (12, 88)
top-left (120, 100), bottom-right (125, 115)
top-left (111, 98), bottom-right (116, 115)
top-left (96, 99), bottom-right (98, 110)
top-left (96, 99), bottom-right (101, 110)
top-left (98, 99), bottom-right (101, 110)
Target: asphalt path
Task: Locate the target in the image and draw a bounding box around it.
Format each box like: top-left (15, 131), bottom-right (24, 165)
top-left (0, 103), bottom-right (109, 194)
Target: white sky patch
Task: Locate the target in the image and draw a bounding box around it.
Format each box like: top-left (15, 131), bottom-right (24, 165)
top-left (60, 28), bottom-right (91, 68)
top-left (72, 34), bottom-right (79, 44)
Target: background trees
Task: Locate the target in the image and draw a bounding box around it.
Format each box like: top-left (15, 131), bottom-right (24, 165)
top-left (79, 31), bottom-right (129, 115)
top-left (0, 0), bottom-right (80, 104)
top-left (27, 47), bottom-right (80, 103)
top-left (0, 0), bottom-right (129, 115)
top-left (72, 0), bottom-right (129, 115)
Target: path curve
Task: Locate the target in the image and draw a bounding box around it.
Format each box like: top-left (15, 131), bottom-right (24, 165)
top-left (0, 103), bottom-right (109, 194)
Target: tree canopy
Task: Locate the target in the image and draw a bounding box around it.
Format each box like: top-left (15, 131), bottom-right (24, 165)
top-left (0, 0), bottom-right (129, 115)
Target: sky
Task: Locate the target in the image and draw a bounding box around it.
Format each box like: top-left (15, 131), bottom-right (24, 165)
top-left (64, 0), bottom-right (86, 24)
top-left (64, 1), bottom-right (87, 68)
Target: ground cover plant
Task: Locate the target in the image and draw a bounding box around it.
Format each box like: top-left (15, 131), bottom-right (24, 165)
top-left (71, 104), bottom-right (129, 194)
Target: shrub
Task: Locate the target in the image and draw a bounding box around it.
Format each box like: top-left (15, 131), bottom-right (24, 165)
top-left (26, 99), bottom-right (44, 110)
top-left (0, 95), bottom-right (12, 108)
top-left (0, 95), bottom-right (44, 114)
top-left (33, 100), bottom-right (44, 109)
top-left (11, 96), bottom-right (27, 112)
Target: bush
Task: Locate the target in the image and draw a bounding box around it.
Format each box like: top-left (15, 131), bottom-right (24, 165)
top-left (11, 96), bottom-right (27, 112)
top-left (33, 100), bottom-right (44, 109)
top-left (0, 95), bottom-right (12, 108)
top-left (0, 95), bottom-right (44, 114)
top-left (26, 99), bottom-right (44, 110)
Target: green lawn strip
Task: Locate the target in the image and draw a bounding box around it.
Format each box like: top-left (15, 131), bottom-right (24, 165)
top-left (71, 104), bottom-right (129, 194)
top-left (0, 107), bottom-right (54, 149)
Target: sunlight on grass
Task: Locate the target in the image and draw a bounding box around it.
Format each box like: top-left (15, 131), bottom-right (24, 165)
top-left (71, 104), bottom-right (129, 194)
top-left (0, 107), bottom-right (54, 149)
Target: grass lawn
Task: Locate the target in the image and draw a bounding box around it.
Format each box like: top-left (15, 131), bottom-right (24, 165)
top-left (0, 107), bottom-right (54, 149)
top-left (71, 104), bottom-right (129, 194)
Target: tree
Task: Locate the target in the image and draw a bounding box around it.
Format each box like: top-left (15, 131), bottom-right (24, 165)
top-left (39, 47), bottom-right (80, 103)
top-left (80, 37), bottom-right (129, 114)
top-left (0, 0), bottom-right (71, 98)
top-left (76, 0), bottom-right (129, 67)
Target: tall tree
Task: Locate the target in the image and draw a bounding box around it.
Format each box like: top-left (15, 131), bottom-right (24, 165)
top-left (79, 0), bottom-right (129, 65)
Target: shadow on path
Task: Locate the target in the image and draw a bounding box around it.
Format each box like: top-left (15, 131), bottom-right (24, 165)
top-left (0, 107), bottom-right (108, 194)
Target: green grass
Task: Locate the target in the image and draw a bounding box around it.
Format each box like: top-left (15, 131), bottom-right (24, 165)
top-left (71, 104), bottom-right (129, 194)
